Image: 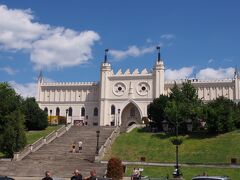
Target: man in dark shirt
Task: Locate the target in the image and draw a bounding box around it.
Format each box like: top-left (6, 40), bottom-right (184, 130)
top-left (71, 169), bottom-right (82, 180)
top-left (42, 171), bottom-right (53, 180)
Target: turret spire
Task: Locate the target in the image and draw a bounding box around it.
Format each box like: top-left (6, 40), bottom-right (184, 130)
top-left (104, 49), bottom-right (109, 63)
top-left (156, 46), bottom-right (161, 62)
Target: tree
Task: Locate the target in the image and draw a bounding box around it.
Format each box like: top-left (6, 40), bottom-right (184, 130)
top-left (147, 95), bottom-right (169, 129)
top-left (166, 81), bottom-right (203, 133)
top-left (22, 97), bottom-right (48, 130)
top-left (206, 96), bottom-right (236, 133)
top-left (148, 81), bottom-right (203, 133)
top-left (0, 82), bottom-right (26, 157)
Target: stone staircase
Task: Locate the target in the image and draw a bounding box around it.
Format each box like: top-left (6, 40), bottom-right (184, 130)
top-left (0, 126), bottom-right (115, 178)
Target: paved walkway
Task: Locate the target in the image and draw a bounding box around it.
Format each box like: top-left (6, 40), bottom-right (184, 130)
top-left (101, 161), bottom-right (240, 169)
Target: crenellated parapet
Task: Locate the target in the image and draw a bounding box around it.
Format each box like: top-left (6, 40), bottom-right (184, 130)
top-left (112, 68), bottom-right (151, 76)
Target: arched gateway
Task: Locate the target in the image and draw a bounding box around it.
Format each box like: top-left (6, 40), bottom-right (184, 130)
top-left (120, 102), bottom-right (142, 130)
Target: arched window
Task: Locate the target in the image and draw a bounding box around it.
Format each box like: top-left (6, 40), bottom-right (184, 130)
top-left (68, 107), bottom-right (72, 116)
top-left (44, 107), bottom-right (48, 114)
top-left (130, 107), bottom-right (135, 117)
top-left (111, 105), bottom-right (115, 115)
top-left (93, 107), bottom-right (98, 116)
top-left (56, 107), bottom-right (60, 116)
top-left (81, 107), bottom-right (85, 117)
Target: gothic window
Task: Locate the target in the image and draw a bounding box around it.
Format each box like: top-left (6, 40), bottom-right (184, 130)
top-left (111, 105), bottom-right (115, 115)
top-left (68, 107), bottom-right (72, 116)
top-left (81, 107), bottom-right (85, 117)
top-left (130, 107), bottom-right (135, 117)
top-left (56, 107), bottom-right (60, 116)
top-left (44, 107), bottom-right (48, 114)
top-left (94, 107), bottom-right (98, 116)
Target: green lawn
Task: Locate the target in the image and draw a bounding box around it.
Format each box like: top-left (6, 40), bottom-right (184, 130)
top-left (0, 125), bottom-right (62, 158)
top-left (125, 165), bottom-right (238, 180)
top-left (26, 125), bottom-right (63, 144)
top-left (106, 128), bottom-right (240, 164)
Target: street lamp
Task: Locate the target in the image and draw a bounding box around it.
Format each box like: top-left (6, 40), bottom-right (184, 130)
top-left (118, 109), bottom-right (120, 126)
top-left (163, 117), bottom-right (193, 179)
top-left (163, 119), bottom-right (182, 178)
top-left (65, 109), bottom-right (69, 125)
top-left (96, 130), bottom-right (100, 155)
top-left (50, 110), bottom-right (52, 125)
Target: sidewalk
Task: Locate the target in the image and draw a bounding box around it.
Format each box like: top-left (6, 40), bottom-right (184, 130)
top-left (101, 161), bottom-right (240, 169)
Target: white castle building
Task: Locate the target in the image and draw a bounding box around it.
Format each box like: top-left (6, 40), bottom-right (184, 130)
top-left (37, 49), bottom-right (240, 128)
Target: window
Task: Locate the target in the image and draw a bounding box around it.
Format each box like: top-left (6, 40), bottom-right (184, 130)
top-left (81, 107), bottom-right (85, 117)
top-left (130, 107), bottom-right (135, 117)
top-left (56, 107), bottom-right (60, 116)
top-left (93, 107), bottom-right (98, 116)
top-left (44, 107), bottom-right (48, 114)
top-left (68, 107), bottom-right (72, 116)
top-left (111, 105), bottom-right (115, 115)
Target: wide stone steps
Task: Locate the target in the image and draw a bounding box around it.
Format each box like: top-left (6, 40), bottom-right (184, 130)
top-left (0, 125), bottom-right (115, 178)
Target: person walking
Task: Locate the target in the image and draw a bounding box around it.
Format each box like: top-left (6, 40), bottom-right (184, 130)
top-left (78, 140), bottom-right (83, 153)
top-left (71, 169), bottom-right (83, 180)
top-left (42, 171), bottom-right (53, 180)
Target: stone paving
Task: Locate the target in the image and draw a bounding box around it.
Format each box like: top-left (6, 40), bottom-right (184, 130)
top-left (0, 126), bottom-right (115, 179)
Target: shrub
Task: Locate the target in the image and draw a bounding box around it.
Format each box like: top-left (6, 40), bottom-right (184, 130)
top-left (107, 157), bottom-right (123, 180)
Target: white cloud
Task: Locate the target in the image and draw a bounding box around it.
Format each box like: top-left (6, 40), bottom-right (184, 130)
top-left (165, 67), bottom-right (194, 80)
top-left (161, 34), bottom-right (175, 40)
top-left (196, 67), bottom-right (235, 80)
top-left (0, 66), bottom-right (18, 75)
top-left (0, 5), bottom-right (48, 50)
top-left (109, 45), bottom-right (155, 60)
top-left (31, 29), bottom-right (100, 70)
top-left (0, 5), bottom-right (100, 69)
top-left (208, 58), bottom-right (214, 63)
top-left (9, 81), bottom-right (37, 98)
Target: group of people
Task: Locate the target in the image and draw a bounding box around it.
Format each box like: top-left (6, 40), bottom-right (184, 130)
top-left (42, 169), bottom-right (97, 180)
top-left (71, 140), bottom-right (83, 153)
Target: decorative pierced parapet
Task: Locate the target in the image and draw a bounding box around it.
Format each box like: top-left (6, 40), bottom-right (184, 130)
top-left (41, 81), bottom-right (99, 86)
top-left (13, 124), bottom-right (72, 161)
top-left (95, 126), bottom-right (120, 162)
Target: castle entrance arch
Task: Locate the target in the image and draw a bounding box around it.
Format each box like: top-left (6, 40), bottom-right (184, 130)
top-left (120, 102), bottom-right (142, 130)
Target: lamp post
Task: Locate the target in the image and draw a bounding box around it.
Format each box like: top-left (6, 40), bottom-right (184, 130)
top-left (65, 109), bottom-right (69, 125)
top-left (50, 110), bottom-right (52, 125)
top-left (162, 119), bottom-right (182, 178)
top-left (162, 119), bottom-right (193, 178)
top-left (96, 130), bottom-right (100, 155)
top-left (118, 109), bottom-right (120, 126)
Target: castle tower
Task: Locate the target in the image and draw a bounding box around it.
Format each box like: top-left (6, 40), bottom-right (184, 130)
top-left (99, 49), bottom-right (112, 125)
top-left (152, 46), bottom-right (165, 98)
top-left (234, 67), bottom-right (240, 100)
top-left (37, 71), bottom-right (44, 102)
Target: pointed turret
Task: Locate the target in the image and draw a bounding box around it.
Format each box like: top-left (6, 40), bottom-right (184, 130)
top-left (153, 46), bottom-right (165, 98)
top-left (38, 70), bottom-right (44, 83)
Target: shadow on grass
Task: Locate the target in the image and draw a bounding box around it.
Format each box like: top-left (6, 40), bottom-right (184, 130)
top-left (137, 127), bottom-right (218, 140)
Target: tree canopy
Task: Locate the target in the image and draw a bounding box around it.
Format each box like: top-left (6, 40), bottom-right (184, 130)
top-left (148, 81), bottom-right (240, 134)
top-left (0, 82), bottom-right (48, 157)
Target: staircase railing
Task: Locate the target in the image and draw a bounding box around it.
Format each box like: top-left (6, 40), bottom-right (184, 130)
top-left (95, 126), bottom-right (120, 162)
top-left (13, 124), bottom-right (72, 161)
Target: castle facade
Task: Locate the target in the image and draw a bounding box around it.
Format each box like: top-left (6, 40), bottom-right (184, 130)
top-left (37, 52), bottom-right (240, 128)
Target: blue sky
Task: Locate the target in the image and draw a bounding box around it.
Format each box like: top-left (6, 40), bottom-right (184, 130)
top-left (0, 0), bottom-right (240, 97)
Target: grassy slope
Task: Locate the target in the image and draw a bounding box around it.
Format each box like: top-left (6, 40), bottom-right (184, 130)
top-left (26, 125), bottom-right (62, 144)
top-left (107, 128), bottom-right (240, 164)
